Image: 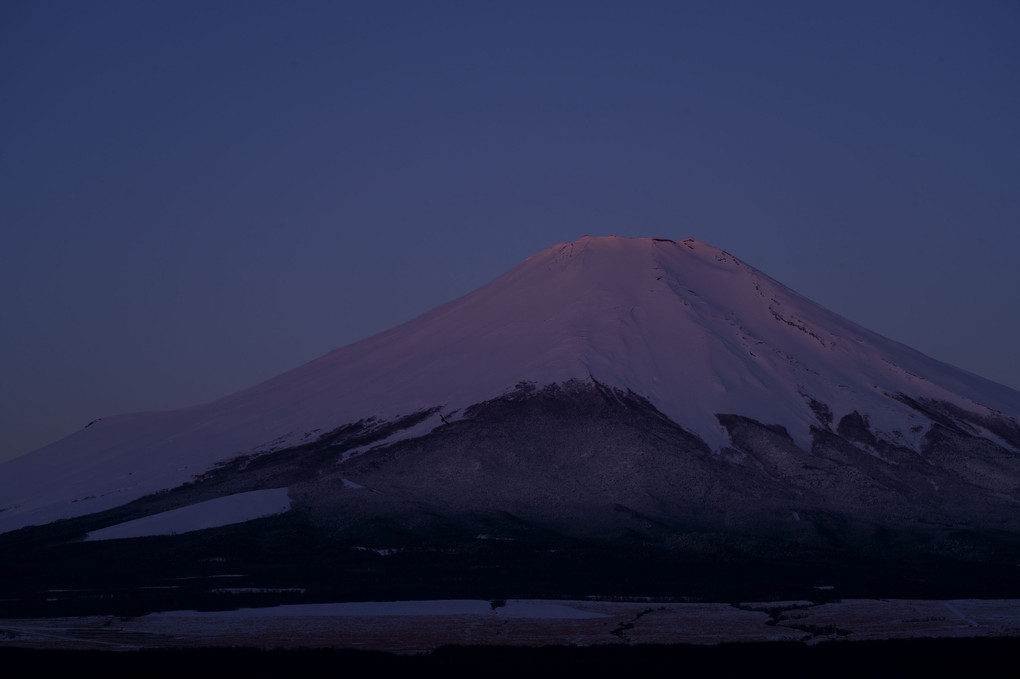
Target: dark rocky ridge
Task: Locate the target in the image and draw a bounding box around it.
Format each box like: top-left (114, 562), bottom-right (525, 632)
top-left (12, 379), bottom-right (1020, 557)
top-left (354, 383), bottom-right (1016, 558)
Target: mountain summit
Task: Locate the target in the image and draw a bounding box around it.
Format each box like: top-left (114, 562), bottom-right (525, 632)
top-left (2, 236), bottom-right (1019, 564)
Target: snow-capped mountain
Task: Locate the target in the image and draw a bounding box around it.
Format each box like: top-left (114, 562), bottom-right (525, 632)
top-left (2, 236), bottom-right (1019, 545)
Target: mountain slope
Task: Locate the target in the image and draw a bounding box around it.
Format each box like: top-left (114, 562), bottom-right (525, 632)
top-left (2, 236), bottom-right (1019, 538)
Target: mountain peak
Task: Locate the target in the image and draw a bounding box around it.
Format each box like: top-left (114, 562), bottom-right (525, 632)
top-left (535, 235), bottom-right (743, 269)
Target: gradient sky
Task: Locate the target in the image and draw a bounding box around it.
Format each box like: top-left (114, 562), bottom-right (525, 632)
top-left (2, 1), bottom-right (1019, 463)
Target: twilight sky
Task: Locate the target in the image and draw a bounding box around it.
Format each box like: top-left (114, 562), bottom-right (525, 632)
top-left (2, 1), bottom-right (1018, 463)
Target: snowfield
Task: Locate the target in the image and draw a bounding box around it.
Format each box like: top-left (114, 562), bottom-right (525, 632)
top-left (84, 488), bottom-right (291, 541)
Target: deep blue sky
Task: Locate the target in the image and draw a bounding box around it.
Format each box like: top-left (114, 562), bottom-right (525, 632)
top-left (2, 1), bottom-right (1018, 462)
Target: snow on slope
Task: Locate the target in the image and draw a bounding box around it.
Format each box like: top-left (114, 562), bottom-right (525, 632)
top-left (2, 236), bottom-right (1018, 533)
top-left (84, 488), bottom-right (291, 541)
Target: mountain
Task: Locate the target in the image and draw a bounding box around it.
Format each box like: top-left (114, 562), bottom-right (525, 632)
top-left (2, 236), bottom-right (1019, 609)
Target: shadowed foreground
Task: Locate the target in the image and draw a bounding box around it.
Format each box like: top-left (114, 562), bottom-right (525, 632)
top-left (1, 638), bottom-right (1016, 677)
